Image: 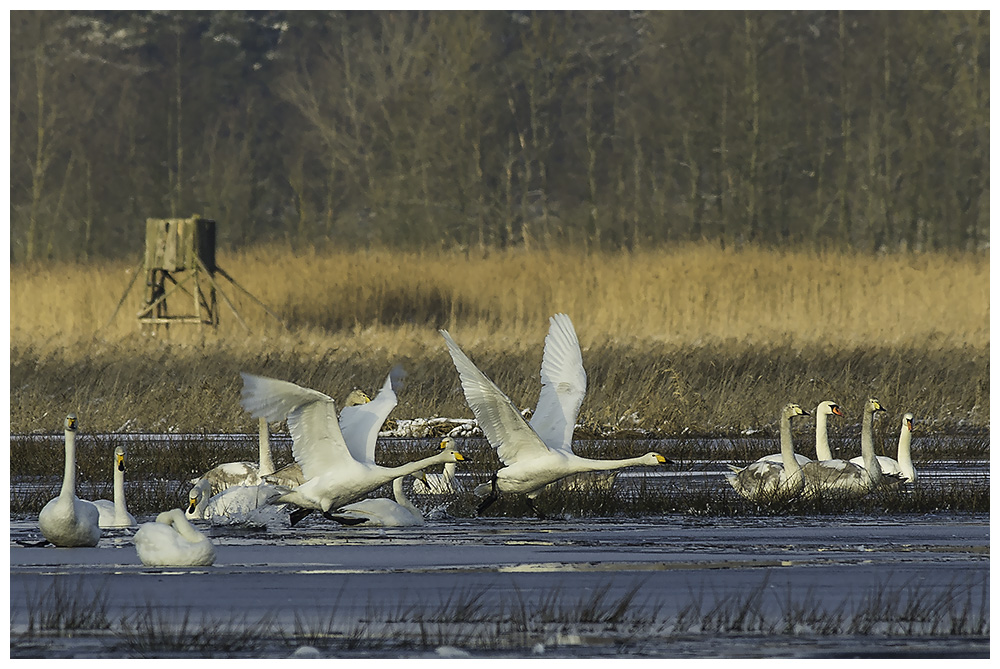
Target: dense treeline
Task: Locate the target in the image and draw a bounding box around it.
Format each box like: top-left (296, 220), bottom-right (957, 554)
top-left (10, 10), bottom-right (989, 261)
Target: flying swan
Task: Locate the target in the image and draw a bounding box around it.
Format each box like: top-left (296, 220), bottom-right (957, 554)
top-left (849, 412), bottom-right (915, 484)
top-left (38, 414), bottom-right (102, 547)
top-left (239, 368), bottom-right (466, 523)
top-left (439, 315), bottom-right (669, 519)
top-left (134, 508), bottom-right (217, 567)
top-left (90, 444), bottom-right (137, 528)
top-left (801, 398), bottom-right (889, 498)
top-left (724, 403), bottom-right (810, 503)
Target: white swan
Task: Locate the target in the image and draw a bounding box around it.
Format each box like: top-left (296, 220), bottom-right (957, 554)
top-left (90, 444), bottom-right (137, 528)
top-left (260, 388), bottom-right (373, 489)
top-left (38, 414), bottom-right (102, 547)
top-left (439, 322), bottom-right (668, 518)
top-left (850, 412), bottom-right (915, 483)
top-left (412, 437), bottom-right (460, 494)
top-left (325, 475), bottom-right (425, 527)
top-left (189, 417), bottom-right (276, 495)
top-left (185, 478), bottom-right (289, 528)
top-left (239, 369), bottom-right (466, 522)
top-left (725, 403), bottom-right (810, 503)
top-left (134, 508), bottom-right (216, 567)
top-left (801, 398), bottom-right (887, 498)
top-left (758, 400), bottom-right (844, 465)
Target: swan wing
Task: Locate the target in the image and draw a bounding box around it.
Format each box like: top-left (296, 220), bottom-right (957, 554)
top-left (240, 373), bottom-right (354, 481)
top-left (529, 313), bottom-right (586, 453)
top-left (440, 330), bottom-right (550, 466)
top-left (339, 366), bottom-right (404, 464)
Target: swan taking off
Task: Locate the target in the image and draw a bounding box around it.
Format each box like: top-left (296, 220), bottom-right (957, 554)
top-left (91, 444), bottom-right (137, 528)
top-left (440, 315), bottom-right (669, 519)
top-left (802, 398), bottom-right (888, 499)
top-left (725, 403), bottom-right (810, 503)
top-left (850, 412), bottom-right (915, 483)
top-left (239, 368), bottom-right (466, 521)
top-left (325, 475), bottom-right (426, 527)
top-left (134, 508), bottom-right (216, 567)
top-left (38, 414), bottom-right (102, 547)
top-left (758, 400), bottom-right (844, 465)
top-left (412, 437), bottom-right (460, 494)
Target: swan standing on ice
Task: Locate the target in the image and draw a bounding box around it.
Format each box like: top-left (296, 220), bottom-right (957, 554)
top-left (412, 437), bottom-right (460, 494)
top-left (850, 412), bottom-right (915, 483)
top-left (325, 475), bottom-right (426, 526)
top-left (758, 400), bottom-right (844, 465)
top-left (134, 508), bottom-right (216, 567)
top-left (91, 445), bottom-right (137, 528)
top-left (440, 316), bottom-right (669, 519)
top-left (725, 403), bottom-right (810, 503)
top-left (239, 368), bottom-right (466, 523)
top-left (38, 414), bottom-right (102, 547)
top-left (801, 398), bottom-right (888, 498)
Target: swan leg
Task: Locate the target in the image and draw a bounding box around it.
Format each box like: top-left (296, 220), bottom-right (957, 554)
top-left (527, 497), bottom-right (546, 520)
top-left (289, 507), bottom-right (315, 526)
top-left (476, 472), bottom-right (500, 516)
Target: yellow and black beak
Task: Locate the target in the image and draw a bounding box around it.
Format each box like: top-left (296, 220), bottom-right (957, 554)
top-left (454, 452), bottom-right (466, 462)
top-left (188, 497), bottom-right (198, 514)
top-left (117, 453), bottom-right (126, 472)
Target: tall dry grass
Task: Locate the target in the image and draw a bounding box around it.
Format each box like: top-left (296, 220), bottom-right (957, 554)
top-left (9, 244), bottom-right (989, 434)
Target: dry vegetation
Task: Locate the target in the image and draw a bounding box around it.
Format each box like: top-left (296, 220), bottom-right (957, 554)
top-left (9, 244), bottom-right (989, 437)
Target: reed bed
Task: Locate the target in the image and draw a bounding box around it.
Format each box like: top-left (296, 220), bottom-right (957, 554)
top-left (8, 245), bottom-right (989, 436)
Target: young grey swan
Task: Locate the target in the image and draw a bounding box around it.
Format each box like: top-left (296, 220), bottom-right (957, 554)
top-left (850, 412), bottom-right (915, 484)
top-left (38, 414), bottom-right (102, 547)
top-left (724, 403), bottom-right (810, 503)
top-left (440, 317), bottom-right (668, 519)
top-left (802, 398), bottom-right (888, 498)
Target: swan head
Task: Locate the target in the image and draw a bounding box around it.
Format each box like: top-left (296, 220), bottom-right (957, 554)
top-left (439, 436), bottom-right (457, 450)
top-left (817, 401), bottom-right (843, 417)
top-left (903, 413), bottom-right (914, 431)
top-left (782, 403), bottom-right (810, 419)
top-left (440, 449), bottom-right (466, 463)
top-left (65, 414), bottom-right (78, 432)
top-left (155, 509), bottom-right (182, 526)
top-left (645, 452), bottom-right (672, 465)
top-left (187, 479), bottom-right (211, 515)
top-left (344, 389), bottom-right (371, 407)
top-left (115, 445), bottom-right (127, 472)
top-left (866, 398), bottom-right (887, 414)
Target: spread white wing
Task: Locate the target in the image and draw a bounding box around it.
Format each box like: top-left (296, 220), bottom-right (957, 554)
top-left (529, 313), bottom-right (586, 453)
top-left (339, 366), bottom-right (404, 464)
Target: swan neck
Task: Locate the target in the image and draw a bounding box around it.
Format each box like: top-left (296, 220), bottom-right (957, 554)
top-left (860, 409), bottom-right (881, 481)
top-left (577, 456), bottom-right (647, 472)
top-left (258, 418), bottom-right (274, 476)
top-left (897, 423), bottom-right (913, 469)
top-left (779, 414), bottom-right (801, 475)
top-left (60, 429), bottom-right (77, 499)
top-left (392, 477), bottom-right (421, 517)
top-left (113, 458), bottom-right (128, 516)
top-left (814, 411), bottom-right (833, 461)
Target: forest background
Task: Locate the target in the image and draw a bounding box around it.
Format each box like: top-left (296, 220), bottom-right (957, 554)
top-left (8, 10), bottom-right (990, 441)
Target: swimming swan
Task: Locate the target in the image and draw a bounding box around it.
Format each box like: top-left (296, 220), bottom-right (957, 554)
top-left (326, 475), bottom-right (426, 527)
top-left (439, 322), bottom-right (668, 519)
top-left (91, 445), bottom-right (137, 528)
top-left (801, 398), bottom-right (887, 498)
top-left (189, 417), bottom-right (276, 495)
top-left (185, 478), bottom-right (288, 527)
top-left (412, 437), bottom-right (460, 494)
top-left (134, 508), bottom-right (216, 567)
top-left (38, 414), bottom-right (102, 547)
top-left (724, 403), bottom-right (810, 503)
top-left (758, 400), bottom-right (844, 465)
top-left (239, 370), bottom-right (466, 521)
top-left (849, 412), bottom-right (915, 483)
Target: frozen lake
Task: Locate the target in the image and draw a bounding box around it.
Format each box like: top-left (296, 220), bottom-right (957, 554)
top-left (9, 512), bottom-right (989, 658)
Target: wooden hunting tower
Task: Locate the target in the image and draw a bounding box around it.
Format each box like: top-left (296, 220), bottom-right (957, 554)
top-left (105, 214), bottom-right (282, 333)
top-left (139, 216), bottom-right (219, 327)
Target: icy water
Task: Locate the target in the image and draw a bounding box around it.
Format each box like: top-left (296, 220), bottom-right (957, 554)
top-left (9, 435), bottom-right (990, 658)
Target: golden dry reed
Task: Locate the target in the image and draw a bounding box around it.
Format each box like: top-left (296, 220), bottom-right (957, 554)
top-left (9, 244), bottom-right (989, 434)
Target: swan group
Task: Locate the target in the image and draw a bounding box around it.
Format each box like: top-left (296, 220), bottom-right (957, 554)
top-left (440, 313), bottom-right (669, 518)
